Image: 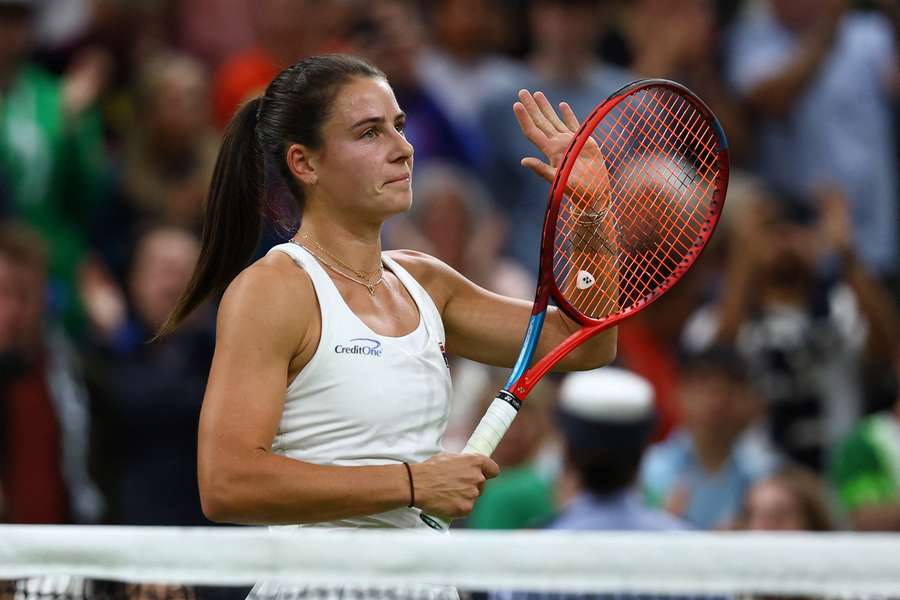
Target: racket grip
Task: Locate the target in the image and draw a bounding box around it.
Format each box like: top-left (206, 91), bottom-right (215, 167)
top-left (462, 392), bottom-right (521, 456)
top-left (418, 392), bottom-right (521, 533)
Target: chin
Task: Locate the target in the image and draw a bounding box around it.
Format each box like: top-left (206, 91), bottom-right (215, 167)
top-left (384, 190), bottom-right (413, 215)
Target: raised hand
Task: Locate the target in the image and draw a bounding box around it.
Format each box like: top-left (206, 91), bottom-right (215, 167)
top-left (514, 89), bottom-right (583, 183)
top-left (514, 89), bottom-right (609, 214)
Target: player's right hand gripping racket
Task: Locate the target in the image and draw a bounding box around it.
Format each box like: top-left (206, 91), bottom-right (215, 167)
top-left (418, 79), bottom-right (729, 531)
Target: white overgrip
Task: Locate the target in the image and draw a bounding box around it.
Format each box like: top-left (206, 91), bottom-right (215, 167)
top-left (462, 395), bottom-right (520, 456)
top-left (417, 393), bottom-right (520, 532)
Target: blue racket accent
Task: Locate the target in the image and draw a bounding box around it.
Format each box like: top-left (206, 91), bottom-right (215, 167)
top-left (711, 117), bottom-right (729, 151)
top-left (503, 312), bottom-right (546, 390)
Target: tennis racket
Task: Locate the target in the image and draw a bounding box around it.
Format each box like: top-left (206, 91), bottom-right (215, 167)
top-left (419, 79), bottom-right (729, 531)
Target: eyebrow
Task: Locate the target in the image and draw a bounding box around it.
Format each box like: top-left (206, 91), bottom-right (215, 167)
top-left (350, 112), bottom-right (406, 130)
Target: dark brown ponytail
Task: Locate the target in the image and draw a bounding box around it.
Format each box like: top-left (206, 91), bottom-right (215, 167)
top-left (158, 97), bottom-right (264, 336)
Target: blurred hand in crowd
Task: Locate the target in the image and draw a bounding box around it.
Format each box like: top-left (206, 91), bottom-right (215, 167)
top-left (816, 186), bottom-right (854, 257)
top-left (79, 257), bottom-right (127, 340)
top-left (62, 46), bottom-right (113, 119)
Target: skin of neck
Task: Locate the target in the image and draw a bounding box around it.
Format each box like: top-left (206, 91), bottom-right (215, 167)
top-left (296, 202), bottom-right (385, 275)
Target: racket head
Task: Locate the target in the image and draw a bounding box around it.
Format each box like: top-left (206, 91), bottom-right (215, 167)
top-left (539, 78), bottom-right (729, 327)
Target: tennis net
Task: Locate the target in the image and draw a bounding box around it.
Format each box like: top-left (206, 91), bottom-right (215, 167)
top-left (2, 525), bottom-right (899, 600)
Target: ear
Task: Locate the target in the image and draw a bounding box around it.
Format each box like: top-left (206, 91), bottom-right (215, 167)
top-left (286, 143), bottom-right (318, 187)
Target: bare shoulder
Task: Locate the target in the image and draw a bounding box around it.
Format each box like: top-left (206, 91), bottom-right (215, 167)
top-left (217, 251), bottom-right (316, 354)
top-left (385, 249), bottom-right (467, 308)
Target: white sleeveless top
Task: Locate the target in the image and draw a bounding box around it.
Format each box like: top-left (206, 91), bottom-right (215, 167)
top-left (267, 242), bottom-right (453, 530)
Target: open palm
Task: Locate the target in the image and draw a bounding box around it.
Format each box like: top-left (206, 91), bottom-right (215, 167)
top-left (514, 90), bottom-right (609, 212)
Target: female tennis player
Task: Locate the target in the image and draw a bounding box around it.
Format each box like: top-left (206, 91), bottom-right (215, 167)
top-left (162, 54), bottom-right (616, 529)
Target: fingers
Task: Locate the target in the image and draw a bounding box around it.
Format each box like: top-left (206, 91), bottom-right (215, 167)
top-left (477, 456), bottom-right (500, 479)
top-left (518, 89), bottom-right (561, 138)
top-left (559, 102), bottom-right (580, 132)
top-left (513, 101), bottom-right (551, 150)
top-left (521, 157), bottom-right (556, 183)
top-left (533, 91), bottom-right (568, 133)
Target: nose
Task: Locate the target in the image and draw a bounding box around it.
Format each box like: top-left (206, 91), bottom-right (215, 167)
top-left (390, 129), bottom-right (414, 163)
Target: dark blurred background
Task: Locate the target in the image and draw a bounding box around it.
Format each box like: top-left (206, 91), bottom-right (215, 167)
top-left (1, 0), bottom-right (899, 534)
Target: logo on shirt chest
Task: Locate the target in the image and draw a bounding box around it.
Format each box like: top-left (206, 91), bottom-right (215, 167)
top-left (334, 338), bottom-right (383, 357)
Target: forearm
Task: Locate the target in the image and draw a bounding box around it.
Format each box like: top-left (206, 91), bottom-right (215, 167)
top-left (843, 255), bottom-right (900, 358)
top-left (547, 307), bottom-right (617, 371)
top-left (715, 259), bottom-right (757, 344)
top-left (745, 26), bottom-right (835, 116)
top-left (201, 452), bottom-right (411, 525)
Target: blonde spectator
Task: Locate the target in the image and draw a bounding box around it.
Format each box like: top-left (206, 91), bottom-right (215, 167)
top-left (122, 53), bottom-right (219, 231)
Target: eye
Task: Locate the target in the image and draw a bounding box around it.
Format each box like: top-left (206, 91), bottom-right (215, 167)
top-left (395, 122), bottom-right (406, 135)
top-left (362, 128), bottom-right (378, 139)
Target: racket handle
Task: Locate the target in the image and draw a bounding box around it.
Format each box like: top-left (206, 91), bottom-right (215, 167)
top-left (418, 392), bottom-right (521, 532)
top-left (462, 392), bottom-right (521, 456)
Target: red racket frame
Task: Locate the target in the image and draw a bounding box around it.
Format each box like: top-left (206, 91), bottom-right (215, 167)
top-left (511, 79), bottom-right (729, 399)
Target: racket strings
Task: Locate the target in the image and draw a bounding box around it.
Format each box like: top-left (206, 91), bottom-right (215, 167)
top-left (553, 86), bottom-right (723, 320)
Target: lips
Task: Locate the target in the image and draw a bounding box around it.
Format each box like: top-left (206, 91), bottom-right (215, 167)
top-left (385, 174), bottom-right (410, 185)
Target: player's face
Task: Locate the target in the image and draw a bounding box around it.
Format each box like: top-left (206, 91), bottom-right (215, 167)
top-left (312, 76), bottom-right (414, 220)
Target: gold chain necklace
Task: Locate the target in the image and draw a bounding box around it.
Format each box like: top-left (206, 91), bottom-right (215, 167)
top-left (289, 238), bottom-right (384, 296)
top-left (298, 233), bottom-right (383, 278)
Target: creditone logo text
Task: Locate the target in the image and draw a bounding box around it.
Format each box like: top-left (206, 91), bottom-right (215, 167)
top-left (334, 338), bottom-right (383, 357)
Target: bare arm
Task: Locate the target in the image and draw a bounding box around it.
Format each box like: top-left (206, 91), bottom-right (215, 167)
top-left (392, 251), bottom-right (616, 371)
top-left (714, 200), bottom-right (774, 344)
top-left (818, 190), bottom-right (900, 359)
top-left (743, 5), bottom-right (845, 116)
top-left (198, 259), bottom-right (497, 524)
top-left (415, 89), bottom-right (614, 371)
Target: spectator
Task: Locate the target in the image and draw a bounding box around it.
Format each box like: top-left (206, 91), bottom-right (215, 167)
top-left (742, 464), bottom-right (833, 531)
top-left (89, 52), bottom-right (217, 284)
top-left (622, 0), bottom-right (750, 162)
top-left (0, 222), bottom-right (102, 524)
top-left (479, 0), bottom-right (633, 271)
top-left (212, 0), bottom-right (354, 129)
top-left (85, 226), bottom-right (213, 525)
top-left (176, 0), bottom-right (256, 70)
top-left (830, 358), bottom-right (900, 531)
top-left (642, 346), bottom-right (779, 530)
top-left (351, 0), bottom-right (474, 168)
top-left (0, 0), bottom-right (110, 331)
top-left (416, 0), bottom-right (521, 163)
top-left (122, 52), bottom-right (218, 232)
top-left (550, 367), bottom-right (688, 531)
top-left (682, 190), bottom-right (900, 471)
top-left (726, 0), bottom-right (899, 274)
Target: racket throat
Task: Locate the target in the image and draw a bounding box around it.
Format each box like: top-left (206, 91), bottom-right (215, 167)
top-left (496, 389), bottom-right (522, 411)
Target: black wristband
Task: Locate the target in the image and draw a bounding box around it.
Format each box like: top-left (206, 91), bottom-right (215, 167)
top-left (402, 462), bottom-right (415, 508)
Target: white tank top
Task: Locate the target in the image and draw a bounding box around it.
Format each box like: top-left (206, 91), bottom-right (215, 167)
top-left (266, 242), bottom-right (453, 530)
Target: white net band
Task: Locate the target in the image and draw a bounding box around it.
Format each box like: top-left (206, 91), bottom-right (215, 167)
top-left (2, 526), bottom-right (900, 597)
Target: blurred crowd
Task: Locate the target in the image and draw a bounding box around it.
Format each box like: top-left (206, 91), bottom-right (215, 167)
top-left (1, 0), bottom-right (899, 535)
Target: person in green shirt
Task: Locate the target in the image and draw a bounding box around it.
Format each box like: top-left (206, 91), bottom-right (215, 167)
top-left (0, 1), bottom-right (109, 333)
top-left (830, 393), bottom-right (900, 531)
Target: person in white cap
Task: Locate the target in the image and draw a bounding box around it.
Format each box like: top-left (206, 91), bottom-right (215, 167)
top-left (549, 366), bottom-right (688, 531)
